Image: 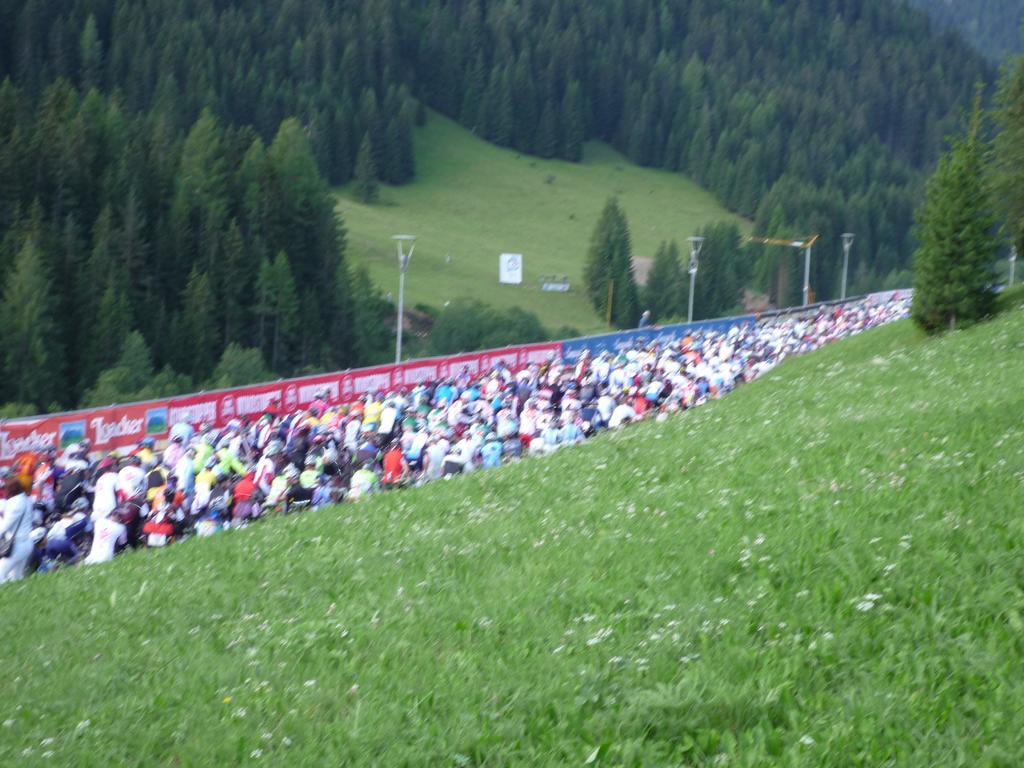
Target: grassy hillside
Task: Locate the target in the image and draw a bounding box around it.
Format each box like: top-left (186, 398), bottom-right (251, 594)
top-left (3, 304), bottom-right (1024, 766)
top-left (337, 113), bottom-right (748, 335)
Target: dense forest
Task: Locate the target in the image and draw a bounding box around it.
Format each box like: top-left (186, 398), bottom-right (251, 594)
top-left (0, 0), bottom-right (994, 411)
top-left (906, 0), bottom-right (1023, 61)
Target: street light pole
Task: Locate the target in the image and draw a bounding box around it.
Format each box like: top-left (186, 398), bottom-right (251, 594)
top-left (841, 233), bottom-right (855, 301)
top-left (686, 236), bottom-right (704, 323)
top-left (392, 235), bottom-right (416, 364)
top-left (802, 241), bottom-right (812, 307)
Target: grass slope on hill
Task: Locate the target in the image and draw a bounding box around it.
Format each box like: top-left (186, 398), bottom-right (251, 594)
top-left (3, 305), bottom-right (1024, 766)
top-left (336, 113), bottom-right (748, 335)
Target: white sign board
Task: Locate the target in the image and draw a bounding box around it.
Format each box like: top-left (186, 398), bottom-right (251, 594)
top-left (499, 253), bottom-right (523, 284)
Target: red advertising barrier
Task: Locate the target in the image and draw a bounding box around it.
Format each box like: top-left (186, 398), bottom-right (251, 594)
top-left (0, 341), bottom-right (564, 465)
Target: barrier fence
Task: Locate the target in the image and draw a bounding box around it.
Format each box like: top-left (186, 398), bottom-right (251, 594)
top-left (0, 291), bottom-right (907, 464)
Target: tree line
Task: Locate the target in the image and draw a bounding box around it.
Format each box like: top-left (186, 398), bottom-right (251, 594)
top-left (0, 81), bottom-right (392, 413)
top-left (906, 0), bottom-right (1023, 62)
top-left (0, 0), bottom-right (999, 409)
top-left (912, 53), bottom-right (1024, 332)
top-left (584, 198), bottom-right (753, 328)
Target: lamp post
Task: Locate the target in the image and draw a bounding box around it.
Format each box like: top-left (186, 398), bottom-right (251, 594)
top-left (686, 236), bottom-right (705, 323)
top-left (789, 240), bottom-right (812, 307)
top-left (841, 232), bottom-right (854, 301)
top-left (1011, 245), bottom-right (1017, 288)
top-left (392, 235), bottom-right (416, 364)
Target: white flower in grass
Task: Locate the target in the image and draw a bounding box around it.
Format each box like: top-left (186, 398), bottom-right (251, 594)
top-left (799, 734), bottom-right (815, 746)
top-left (75, 719), bottom-right (90, 733)
top-left (586, 627), bottom-right (613, 646)
top-left (303, 679), bottom-right (317, 688)
top-left (250, 749), bottom-right (263, 759)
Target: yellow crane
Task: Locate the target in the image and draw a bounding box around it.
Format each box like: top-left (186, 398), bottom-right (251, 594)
top-left (744, 234), bottom-right (820, 307)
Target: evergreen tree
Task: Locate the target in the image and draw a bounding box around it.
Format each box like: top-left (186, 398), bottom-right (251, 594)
top-left (561, 81), bottom-right (585, 162)
top-left (87, 278), bottom-right (133, 385)
top-left (220, 220), bottom-right (248, 345)
top-left (79, 14), bottom-right (103, 92)
top-left (992, 56), bottom-right (1024, 258)
top-left (912, 100), bottom-right (999, 332)
top-left (350, 264), bottom-right (394, 364)
top-left (610, 237), bottom-right (639, 328)
top-left (208, 343), bottom-right (272, 389)
top-left (353, 132), bottom-right (379, 203)
top-left (643, 241), bottom-right (684, 321)
top-left (583, 197), bottom-right (637, 327)
top-left (536, 100), bottom-right (559, 159)
top-left (178, 266), bottom-right (218, 379)
top-left (255, 252), bottom-right (300, 371)
top-left (0, 239), bottom-right (64, 407)
top-left (82, 330), bottom-right (192, 407)
top-left (82, 331), bottom-right (154, 407)
top-left (695, 222), bottom-right (746, 319)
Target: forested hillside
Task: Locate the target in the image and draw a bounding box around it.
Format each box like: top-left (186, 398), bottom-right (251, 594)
top-left (0, 0), bottom-right (992, 411)
top-left (906, 0), bottom-right (1023, 60)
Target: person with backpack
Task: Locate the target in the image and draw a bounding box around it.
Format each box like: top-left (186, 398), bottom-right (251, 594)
top-left (1, 475), bottom-right (38, 582)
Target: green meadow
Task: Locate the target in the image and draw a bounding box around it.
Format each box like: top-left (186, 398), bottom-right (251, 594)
top-left (2, 298), bottom-right (1023, 766)
top-left (337, 113), bottom-right (748, 335)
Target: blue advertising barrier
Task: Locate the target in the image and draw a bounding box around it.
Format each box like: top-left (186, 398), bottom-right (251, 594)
top-left (561, 315), bottom-right (757, 360)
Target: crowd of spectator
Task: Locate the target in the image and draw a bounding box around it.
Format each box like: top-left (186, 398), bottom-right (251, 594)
top-left (0, 296), bottom-right (909, 582)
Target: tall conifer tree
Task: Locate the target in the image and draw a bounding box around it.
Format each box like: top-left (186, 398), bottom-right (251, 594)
top-left (912, 98), bottom-right (998, 332)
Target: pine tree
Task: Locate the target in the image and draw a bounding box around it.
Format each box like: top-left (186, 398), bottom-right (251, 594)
top-left (643, 241), bottom-right (684, 321)
top-left (354, 132), bottom-right (379, 204)
top-left (536, 100), bottom-right (559, 159)
top-left (912, 99), bottom-right (999, 332)
top-left (584, 197), bottom-right (637, 326)
top-left (255, 252), bottom-right (301, 372)
top-left (87, 278), bottom-right (133, 385)
top-left (992, 56), bottom-right (1024, 258)
top-left (220, 220), bottom-right (248, 345)
top-left (79, 14), bottom-right (103, 92)
top-left (178, 266), bottom-right (218, 379)
top-left (351, 264), bottom-right (395, 364)
top-left (208, 344), bottom-right (272, 389)
top-left (0, 239), bottom-right (64, 407)
top-left (610, 237), bottom-right (639, 328)
top-left (561, 81), bottom-right (585, 162)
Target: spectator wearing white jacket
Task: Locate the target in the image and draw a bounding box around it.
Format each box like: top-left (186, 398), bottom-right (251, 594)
top-left (0, 478), bottom-right (35, 582)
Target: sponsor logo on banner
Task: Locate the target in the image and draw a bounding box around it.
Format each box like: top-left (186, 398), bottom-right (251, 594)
top-left (220, 396), bottom-right (236, 422)
top-left (448, 358), bottom-right (480, 377)
top-left (352, 371), bottom-right (391, 395)
top-left (298, 382), bottom-right (337, 405)
top-left (0, 428), bottom-right (57, 461)
top-left (91, 415), bottom-right (144, 446)
top-left (341, 376), bottom-right (354, 398)
top-left (400, 364), bottom-right (437, 386)
top-left (284, 385), bottom-right (298, 412)
top-left (146, 407), bottom-right (168, 436)
top-left (59, 421), bottom-right (87, 449)
top-left (482, 352), bottom-right (517, 370)
top-left (519, 347), bottom-right (557, 366)
top-left (235, 391), bottom-right (280, 418)
top-left (169, 401), bottom-right (217, 426)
